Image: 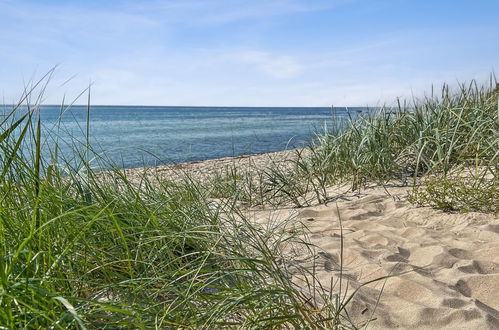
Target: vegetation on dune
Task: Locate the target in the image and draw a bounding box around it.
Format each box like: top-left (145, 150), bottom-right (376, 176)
top-left (313, 78), bottom-right (498, 212)
top-left (209, 78), bottom-right (498, 212)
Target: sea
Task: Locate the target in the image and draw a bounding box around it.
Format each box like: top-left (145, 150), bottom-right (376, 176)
top-left (24, 105), bottom-right (366, 169)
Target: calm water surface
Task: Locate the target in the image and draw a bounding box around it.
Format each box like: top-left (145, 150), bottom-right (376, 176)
top-left (33, 105), bottom-right (365, 169)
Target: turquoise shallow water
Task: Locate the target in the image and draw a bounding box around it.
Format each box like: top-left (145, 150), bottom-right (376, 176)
top-left (33, 105), bottom-right (366, 169)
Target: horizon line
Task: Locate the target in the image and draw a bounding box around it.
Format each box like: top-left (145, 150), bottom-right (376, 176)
top-left (12, 104), bottom-right (374, 108)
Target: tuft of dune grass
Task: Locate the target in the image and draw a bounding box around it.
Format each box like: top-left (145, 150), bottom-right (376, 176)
top-left (212, 77), bottom-right (498, 211)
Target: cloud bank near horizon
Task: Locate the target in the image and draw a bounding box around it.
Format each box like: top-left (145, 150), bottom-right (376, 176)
top-left (0, 0), bottom-right (498, 106)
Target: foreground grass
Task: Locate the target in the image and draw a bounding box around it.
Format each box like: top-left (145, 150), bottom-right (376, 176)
top-left (0, 79), bottom-right (363, 328)
top-left (0, 171), bottom-right (321, 328)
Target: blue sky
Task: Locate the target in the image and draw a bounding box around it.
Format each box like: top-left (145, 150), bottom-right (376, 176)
top-left (1, 0), bottom-right (498, 106)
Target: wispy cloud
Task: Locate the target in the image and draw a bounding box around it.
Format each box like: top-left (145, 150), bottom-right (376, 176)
top-left (0, 0), bottom-right (497, 106)
top-left (237, 51), bottom-right (303, 78)
top-left (130, 0), bottom-right (343, 24)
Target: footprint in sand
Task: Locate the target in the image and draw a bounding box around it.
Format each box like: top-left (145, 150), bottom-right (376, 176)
top-left (385, 247), bottom-right (411, 262)
top-left (417, 307), bottom-right (482, 327)
top-left (441, 298), bottom-right (469, 309)
top-left (454, 275), bottom-right (499, 310)
top-left (349, 210), bottom-right (385, 220)
top-left (347, 200), bottom-right (388, 221)
top-left (484, 224), bottom-right (499, 233)
top-left (432, 252), bottom-right (460, 269)
top-left (457, 260), bottom-right (499, 275)
top-left (317, 251), bottom-right (338, 272)
top-left (448, 248), bottom-right (474, 259)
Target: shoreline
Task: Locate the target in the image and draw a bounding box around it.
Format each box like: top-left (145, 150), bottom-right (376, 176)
top-left (117, 148), bottom-right (299, 185)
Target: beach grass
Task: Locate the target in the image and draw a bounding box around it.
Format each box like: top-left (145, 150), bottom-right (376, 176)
top-left (211, 77), bottom-right (498, 212)
top-left (0, 78), bottom-right (368, 328)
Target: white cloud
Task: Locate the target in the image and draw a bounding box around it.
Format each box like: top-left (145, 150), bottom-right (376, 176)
top-left (237, 51), bottom-right (303, 78)
top-left (130, 0), bottom-right (343, 24)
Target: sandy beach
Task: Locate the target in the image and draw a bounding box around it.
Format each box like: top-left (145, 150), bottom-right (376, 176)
top-left (250, 183), bottom-right (499, 329)
top-left (125, 151), bottom-right (499, 329)
top-left (119, 149), bottom-right (298, 184)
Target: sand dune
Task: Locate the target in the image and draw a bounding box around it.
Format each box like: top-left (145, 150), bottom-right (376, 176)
top-left (249, 184), bottom-right (499, 329)
top-left (124, 151), bottom-right (498, 328)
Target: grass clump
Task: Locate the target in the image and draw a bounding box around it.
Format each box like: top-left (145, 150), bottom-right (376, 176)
top-left (408, 174), bottom-right (498, 213)
top-left (255, 78), bottom-right (498, 212)
top-left (317, 80), bottom-right (497, 183)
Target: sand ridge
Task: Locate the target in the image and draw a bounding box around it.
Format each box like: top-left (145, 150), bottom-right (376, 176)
top-left (248, 184), bottom-right (499, 329)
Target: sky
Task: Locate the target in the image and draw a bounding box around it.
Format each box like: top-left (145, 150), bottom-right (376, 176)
top-left (0, 0), bottom-right (498, 106)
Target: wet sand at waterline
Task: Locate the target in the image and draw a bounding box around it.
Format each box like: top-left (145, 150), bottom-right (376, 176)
top-left (125, 151), bottom-right (499, 329)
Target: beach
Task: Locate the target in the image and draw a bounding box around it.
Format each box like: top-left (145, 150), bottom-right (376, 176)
top-left (122, 150), bottom-right (499, 329)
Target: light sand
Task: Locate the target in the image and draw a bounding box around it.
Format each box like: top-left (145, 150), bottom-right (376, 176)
top-left (249, 183), bottom-right (499, 329)
top-left (123, 151), bottom-right (499, 329)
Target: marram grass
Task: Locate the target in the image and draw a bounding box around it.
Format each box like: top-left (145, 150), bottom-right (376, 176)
top-left (0, 77), bottom-right (367, 328)
top-left (209, 77), bottom-right (498, 211)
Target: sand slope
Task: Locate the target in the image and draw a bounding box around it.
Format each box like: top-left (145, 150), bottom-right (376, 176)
top-left (249, 184), bottom-right (499, 329)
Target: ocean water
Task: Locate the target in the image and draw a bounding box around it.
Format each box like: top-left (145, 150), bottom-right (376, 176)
top-left (32, 105), bottom-right (366, 169)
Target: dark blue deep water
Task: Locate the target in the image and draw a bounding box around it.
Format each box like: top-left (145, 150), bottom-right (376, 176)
top-left (32, 105), bottom-right (366, 169)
